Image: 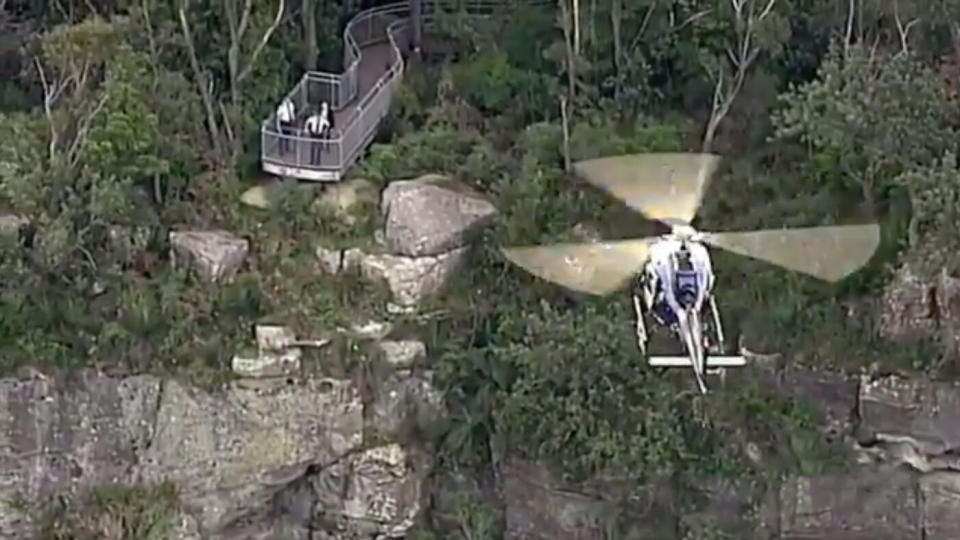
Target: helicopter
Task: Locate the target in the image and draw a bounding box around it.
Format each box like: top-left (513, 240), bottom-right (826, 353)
top-left (499, 153), bottom-right (880, 394)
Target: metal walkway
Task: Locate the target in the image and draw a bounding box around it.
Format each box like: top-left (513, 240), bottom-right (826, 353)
top-left (260, 0), bottom-right (550, 182)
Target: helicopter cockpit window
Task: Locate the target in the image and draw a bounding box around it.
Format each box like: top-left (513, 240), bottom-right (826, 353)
top-left (675, 270), bottom-right (699, 308)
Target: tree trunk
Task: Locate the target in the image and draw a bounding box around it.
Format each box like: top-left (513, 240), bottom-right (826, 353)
top-left (558, 0), bottom-right (576, 100)
top-left (572, 0), bottom-right (580, 56)
top-left (178, 4), bottom-right (223, 159)
top-left (410, 0), bottom-right (422, 57)
top-left (560, 95), bottom-right (571, 172)
top-left (611, 0), bottom-right (621, 100)
top-left (303, 0), bottom-right (318, 70)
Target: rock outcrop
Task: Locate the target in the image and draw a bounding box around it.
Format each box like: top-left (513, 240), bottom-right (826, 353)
top-left (0, 370), bottom-right (432, 539)
top-left (312, 175), bottom-right (498, 312)
top-left (316, 244), bottom-right (468, 310)
top-left (170, 230), bottom-right (249, 283)
top-left (879, 261), bottom-right (960, 361)
top-left (381, 174), bottom-right (498, 257)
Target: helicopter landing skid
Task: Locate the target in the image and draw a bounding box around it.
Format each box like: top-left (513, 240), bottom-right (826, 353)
top-left (647, 356), bottom-right (746, 368)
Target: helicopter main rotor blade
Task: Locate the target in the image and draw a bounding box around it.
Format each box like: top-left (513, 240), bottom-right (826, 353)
top-left (572, 153), bottom-right (722, 225)
top-left (701, 224), bottom-right (880, 282)
top-left (501, 238), bottom-right (655, 296)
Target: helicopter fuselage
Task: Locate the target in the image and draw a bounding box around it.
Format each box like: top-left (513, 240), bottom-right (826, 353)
top-left (632, 231), bottom-right (729, 394)
top-left (639, 235), bottom-right (715, 321)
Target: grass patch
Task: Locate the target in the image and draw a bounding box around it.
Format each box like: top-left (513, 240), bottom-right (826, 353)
top-left (34, 481), bottom-right (182, 540)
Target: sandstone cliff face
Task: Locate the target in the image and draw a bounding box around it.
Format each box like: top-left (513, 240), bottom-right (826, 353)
top-left (0, 370), bottom-right (437, 539)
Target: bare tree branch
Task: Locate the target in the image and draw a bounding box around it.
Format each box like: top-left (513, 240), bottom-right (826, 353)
top-left (238, 0), bottom-right (254, 41)
top-left (892, 0), bottom-right (919, 57)
top-left (235, 0), bottom-right (286, 84)
top-left (66, 92), bottom-right (110, 169)
top-left (35, 57), bottom-right (64, 168)
top-left (844, 0), bottom-right (854, 57)
top-left (218, 101), bottom-right (237, 152)
top-left (560, 94), bottom-right (571, 172)
top-left (178, 2), bottom-right (223, 157)
top-left (701, 0), bottom-right (777, 152)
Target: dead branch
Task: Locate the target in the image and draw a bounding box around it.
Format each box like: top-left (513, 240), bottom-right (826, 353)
top-left (558, 0), bottom-right (576, 98)
top-left (627, 3), bottom-right (659, 54)
top-left (572, 0), bottom-right (580, 55)
top-left (178, 2), bottom-right (223, 157)
top-left (235, 0), bottom-right (286, 85)
top-left (892, 0), bottom-right (919, 56)
top-left (218, 101), bottom-right (237, 150)
top-left (34, 57), bottom-right (65, 168)
top-left (237, 0), bottom-right (253, 40)
top-left (701, 0), bottom-right (777, 153)
top-left (66, 92), bottom-right (110, 168)
top-left (141, 0), bottom-right (160, 73)
top-left (844, 0), bottom-right (854, 57)
top-left (560, 94), bottom-right (571, 172)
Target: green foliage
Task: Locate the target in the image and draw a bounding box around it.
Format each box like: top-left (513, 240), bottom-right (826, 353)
top-left (894, 151), bottom-right (960, 273)
top-left (495, 299), bottom-right (701, 479)
top-left (452, 51), bottom-right (554, 120)
top-left (771, 41), bottom-right (955, 203)
top-left (84, 45), bottom-right (169, 187)
top-left (361, 126), bottom-right (507, 188)
top-left (568, 116), bottom-right (688, 161)
top-left (450, 492), bottom-right (498, 540)
top-left (453, 52), bottom-right (516, 112)
top-left (35, 481), bottom-right (182, 540)
top-left (719, 376), bottom-right (850, 477)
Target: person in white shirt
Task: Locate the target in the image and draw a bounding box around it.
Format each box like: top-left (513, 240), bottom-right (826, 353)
top-left (304, 102), bottom-right (331, 164)
top-left (275, 97), bottom-right (295, 154)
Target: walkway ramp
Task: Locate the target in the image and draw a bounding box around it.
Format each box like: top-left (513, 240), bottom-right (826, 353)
top-left (260, 0), bottom-right (550, 182)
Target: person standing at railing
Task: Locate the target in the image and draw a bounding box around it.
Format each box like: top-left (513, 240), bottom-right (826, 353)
top-left (304, 102), bottom-right (331, 165)
top-left (276, 97), bottom-right (295, 154)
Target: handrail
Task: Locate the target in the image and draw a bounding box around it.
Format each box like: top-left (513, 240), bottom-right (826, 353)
top-left (260, 0), bottom-right (551, 181)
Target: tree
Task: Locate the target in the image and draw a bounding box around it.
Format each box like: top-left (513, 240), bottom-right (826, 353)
top-left (700, 0), bottom-right (785, 152)
top-left (177, 0), bottom-right (285, 166)
top-left (770, 40), bottom-right (954, 211)
top-left (894, 152), bottom-right (960, 261)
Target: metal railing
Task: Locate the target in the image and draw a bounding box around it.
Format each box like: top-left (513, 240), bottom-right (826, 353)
top-left (260, 0), bottom-right (551, 181)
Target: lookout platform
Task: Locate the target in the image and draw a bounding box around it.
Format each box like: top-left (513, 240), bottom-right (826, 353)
top-left (260, 0), bottom-right (552, 182)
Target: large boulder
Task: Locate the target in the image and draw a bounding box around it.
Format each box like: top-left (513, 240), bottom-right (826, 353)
top-left (169, 230), bottom-right (249, 283)
top-left (316, 244), bottom-right (468, 309)
top-left (381, 175), bottom-right (498, 257)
